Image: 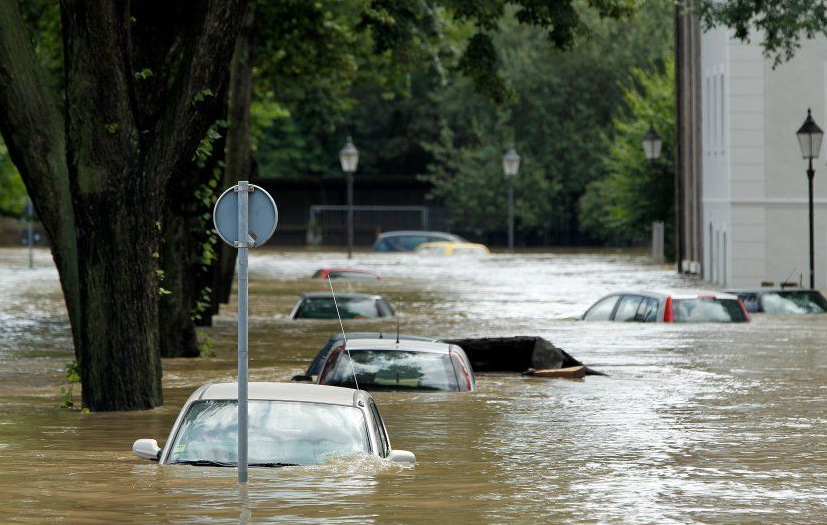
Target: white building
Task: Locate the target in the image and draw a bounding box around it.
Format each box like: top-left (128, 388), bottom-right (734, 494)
top-left (701, 29), bottom-right (827, 288)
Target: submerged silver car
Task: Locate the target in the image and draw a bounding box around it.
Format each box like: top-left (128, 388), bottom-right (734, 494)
top-left (582, 289), bottom-right (750, 323)
top-left (133, 382), bottom-right (415, 466)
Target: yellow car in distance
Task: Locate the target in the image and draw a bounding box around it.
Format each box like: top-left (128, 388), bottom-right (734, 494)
top-left (415, 241), bottom-right (490, 255)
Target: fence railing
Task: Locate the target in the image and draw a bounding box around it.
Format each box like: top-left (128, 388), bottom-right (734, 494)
top-left (307, 205), bottom-right (434, 245)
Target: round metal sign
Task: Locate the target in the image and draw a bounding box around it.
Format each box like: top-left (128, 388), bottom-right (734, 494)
top-left (213, 183), bottom-right (278, 247)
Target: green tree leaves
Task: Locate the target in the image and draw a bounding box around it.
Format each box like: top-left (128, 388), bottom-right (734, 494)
top-left (579, 59), bottom-right (675, 251)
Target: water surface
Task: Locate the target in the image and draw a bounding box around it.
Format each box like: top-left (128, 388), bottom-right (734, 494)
top-left (1, 247), bottom-right (825, 523)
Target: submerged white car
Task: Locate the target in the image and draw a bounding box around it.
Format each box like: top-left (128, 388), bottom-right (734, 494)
top-left (133, 382), bottom-right (415, 466)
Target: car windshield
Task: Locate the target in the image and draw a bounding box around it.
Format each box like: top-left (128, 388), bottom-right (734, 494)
top-left (322, 350), bottom-right (460, 391)
top-left (673, 298), bottom-right (747, 322)
top-left (167, 400), bottom-right (369, 466)
top-left (295, 297), bottom-right (379, 319)
top-left (761, 291), bottom-right (827, 314)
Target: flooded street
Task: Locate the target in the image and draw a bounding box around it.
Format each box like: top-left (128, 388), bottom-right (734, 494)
top-left (1, 247), bottom-right (826, 523)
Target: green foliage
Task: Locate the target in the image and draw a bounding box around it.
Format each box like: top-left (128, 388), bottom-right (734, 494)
top-left (579, 59), bottom-right (675, 249)
top-left (0, 138), bottom-right (27, 217)
top-left (196, 331), bottom-right (216, 358)
top-left (420, 0), bottom-right (674, 242)
top-left (60, 361), bottom-right (81, 409)
top-left (699, 0), bottom-right (827, 65)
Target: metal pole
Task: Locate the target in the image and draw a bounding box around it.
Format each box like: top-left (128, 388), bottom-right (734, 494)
top-left (26, 199), bottom-right (33, 269)
top-left (508, 178), bottom-right (514, 253)
top-left (237, 180), bottom-right (249, 483)
top-left (808, 159), bottom-right (815, 289)
top-left (347, 172), bottom-right (354, 259)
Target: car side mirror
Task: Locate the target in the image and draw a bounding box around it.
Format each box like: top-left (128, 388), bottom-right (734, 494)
top-left (291, 374), bottom-right (314, 383)
top-left (387, 449), bottom-right (416, 464)
top-left (133, 438), bottom-right (161, 461)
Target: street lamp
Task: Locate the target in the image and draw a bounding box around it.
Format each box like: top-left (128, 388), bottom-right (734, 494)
top-left (796, 108), bottom-right (824, 289)
top-left (502, 147), bottom-right (521, 253)
top-left (642, 125), bottom-right (665, 263)
top-left (642, 124), bottom-right (662, 162)
top-left (339, 136), bottom-right (359, 259)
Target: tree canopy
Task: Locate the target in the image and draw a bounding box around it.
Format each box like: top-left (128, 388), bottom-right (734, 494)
top-left (699, 0), bottom-right (827, 64)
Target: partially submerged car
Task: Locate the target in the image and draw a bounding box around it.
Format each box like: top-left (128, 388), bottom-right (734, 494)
top-left (725, 288), bottom-right (827, 314)
top-left (317, 338), bottom-right (476, 392)
top-left (582, 290), bottom-right (750, 323)
top-left (289, 292), bottom-right (394, 320)
top-left (294, 332), bottom-right (440, 381)
top-left (132, 382), bottom-right (415, 466)
top-left (371, 230), bottom-right (468, 252)
top-left (415, 242), bottom-right (490, 255)
top-left (311, 268), bottom-right (381, 281)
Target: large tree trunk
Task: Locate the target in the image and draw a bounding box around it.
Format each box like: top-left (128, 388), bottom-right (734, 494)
top-left (62, 2), bottom-right (164, 409)
top-left (205, 1), bottom-right (258, 319)
top-left (1, 0), bottom-right (247, 411)
top-left (0, 2), bottom-right (81, 357)
top-left (159, 123), bottom-right (228, 356)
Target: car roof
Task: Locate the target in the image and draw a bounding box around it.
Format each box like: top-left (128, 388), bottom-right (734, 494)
top-left (314, 267), bottom-right (380, 275)
top-left (190, 382), bottom-right (366, 406)
top-left (646, 289), bottom-right (741, 300)
top-left (416, 241), bottom-right (488, 249)
top-left (724, 288), bottom-right (819, 294)
top-left (376, 230), bottom-right (464, 240)
top-left (343, 338), bottom-right (455, 354)
top-left (327, 332), bottom-right (438, 343)
top-left (603, 289), bottom-right (741, 300)
top-left (300, 292), bottom-right (383, 300)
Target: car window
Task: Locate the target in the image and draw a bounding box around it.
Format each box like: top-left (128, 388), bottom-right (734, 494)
top-left (614, 295), bottom-right (644, 321)
top-left (167, 400), bottom-right (370, 466)
top-left (637, 297), bottom-right (659, 322)
top-left (295, 297), bottom-right (381, 319)
top-left (583, 295), bottom-right (619, 321)
top-left (368, 401), bottom-right (389, 457)
top-left (762, 291), bottom-right (827, 314)
top-left (739, 293), bottom-right (760, 313)
top-left (376, 299), bottom-right (394, 317)
top-left (673, 298), bottom-right (747, 322)
top-left (321, 350), bottom-right (460, 391)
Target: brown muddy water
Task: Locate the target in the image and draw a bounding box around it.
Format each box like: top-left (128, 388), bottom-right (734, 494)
top-left (1, 246), bottom-right (826, 523)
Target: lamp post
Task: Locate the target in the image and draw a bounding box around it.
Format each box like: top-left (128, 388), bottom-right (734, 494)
top-left (642, 124), bottom-right (663, 163)
top-left (642, 125), bottom-right (664, 263)
top-left (796, 109), bottom-right (825, 289)
top-left (503, 148), bottom-right (521, 253)
top-left (339, 136), bottom-right (359, 259)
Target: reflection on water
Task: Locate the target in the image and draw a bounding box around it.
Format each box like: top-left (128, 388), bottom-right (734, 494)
top-left (1, 247), bottom-right (826, 522)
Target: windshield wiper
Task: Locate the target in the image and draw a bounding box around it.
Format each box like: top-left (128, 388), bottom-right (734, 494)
top-left (173, 459), bottom-right (235, 467)
top-left (247, 462), bottom-right (301, 467)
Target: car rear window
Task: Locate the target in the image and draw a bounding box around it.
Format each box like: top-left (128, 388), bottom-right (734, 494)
top-left (673, 298), bottom-right (748, 322)
top-left (321, 350), bottom-right (460, 391)
top-left (295, 297), bottom-right (379, 319)
top-left (761, 291), bottom-right (827, 314)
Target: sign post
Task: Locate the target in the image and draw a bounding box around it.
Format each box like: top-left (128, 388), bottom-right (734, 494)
top-left (213, 181), bottom-right (277, 483)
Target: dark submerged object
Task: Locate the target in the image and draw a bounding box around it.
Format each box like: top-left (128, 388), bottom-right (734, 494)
top-left (443, 336), bottom-right (605, 376)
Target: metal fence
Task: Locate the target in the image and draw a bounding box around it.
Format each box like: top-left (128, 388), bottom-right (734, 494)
top-left (307, 205), bottom-right (441, 245)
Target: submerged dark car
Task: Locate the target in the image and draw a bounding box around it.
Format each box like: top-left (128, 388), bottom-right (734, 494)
top-left (724, 288), bottom-right (827, 314)
top-left (289, 293), bottom-right (394, 320)
top-left (317, 338), bottom-right (476, 392)
top-left (582, 290), bottom-right (750, 323)
top-left (295, 332), bottom-right (439, 381)
top-left (371, 230), bottom-right (467, 252)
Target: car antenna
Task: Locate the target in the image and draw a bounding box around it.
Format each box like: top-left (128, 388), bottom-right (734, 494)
top-left (327, 276), bottom-right (360, 390)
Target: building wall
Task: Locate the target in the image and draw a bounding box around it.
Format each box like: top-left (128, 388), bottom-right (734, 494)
top-left (701, 28), bottom-right (827, 288)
